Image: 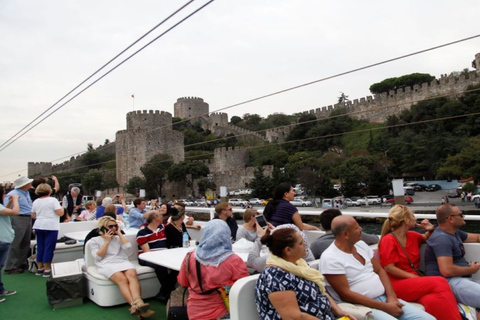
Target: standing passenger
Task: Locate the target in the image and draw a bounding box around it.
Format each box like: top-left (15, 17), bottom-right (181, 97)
top-left (0, 187), bottom-right (20, 301)
top-left (4, 176), bottom-right (33, 274)
top-left (31, 183), bottom-right (64, 277)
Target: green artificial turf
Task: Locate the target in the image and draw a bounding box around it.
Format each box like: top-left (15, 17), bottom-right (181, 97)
top-left (1, 271), bottom-right (167, 320)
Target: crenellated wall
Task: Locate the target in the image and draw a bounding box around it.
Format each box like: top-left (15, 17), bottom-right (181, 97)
top-left (265, 126), bottom-right (294, 142)
top-left (28, 162), bottom-right (53, 177)
top-left (306, 71), bottom-right (480, 123)
top-left (211, 123), bottom-right (265, 142)
top-left (174, 96), bottom-right (209, 120)
top-left (213, 147), bottom-right (249, 173)
top-left (116, 110), bottom-right (184, 186)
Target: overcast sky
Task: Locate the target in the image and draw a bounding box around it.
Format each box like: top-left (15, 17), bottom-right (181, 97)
top-left (1, 0), bottom-right (479, 183)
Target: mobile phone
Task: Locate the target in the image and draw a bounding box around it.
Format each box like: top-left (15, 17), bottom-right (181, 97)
top-left (256, 214), bottom-right (268, 228)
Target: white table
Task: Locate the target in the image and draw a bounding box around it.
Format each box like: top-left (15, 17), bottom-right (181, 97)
top-left (139, 248), bottom-right (251, 271)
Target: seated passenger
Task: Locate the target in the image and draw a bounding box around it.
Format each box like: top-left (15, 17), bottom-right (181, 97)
top-left (247, 223), bottom-right (315, 273)
top-left (77, 201), bottom-right (97, 221)
top-left (177, 219), bottom-right (249, 320)
top-left (264, 182), bottom-right (319, 230)
top-left (137, 210), bottom-right (176, 303)
top-left (379, 205), bottom-right (461, 320)
top-left (425, 204), bottom-right (480, 318)
top-left (236, 209), bottom-right (259, 242)
top-left (83, 211), bottom-right (124, 253)
top-left (87, 216), bottom-right (154, 318)
top-left (213, 202), bottom-right (238, 241)
top-left (320, 215), bottom-right (435, 320)
top-left (310, 209), bottom-right (379, 259)
top-left (255, 227), bottom-right (355, 320)
top-left (173, 201), bottom-right (200, 229)
top-left (165, 206), bottom-right (190, 248)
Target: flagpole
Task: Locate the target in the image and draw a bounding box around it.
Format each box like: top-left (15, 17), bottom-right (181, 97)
top-left (131, 94), bottom-right (135, 110)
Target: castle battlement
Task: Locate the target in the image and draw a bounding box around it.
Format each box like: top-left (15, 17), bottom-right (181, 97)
top-left (305, 68), bottom-right (480, 122)
top-left (176, 97), bottom-right (204, 102)
top-left (127, 110), bottom-right (172, 116)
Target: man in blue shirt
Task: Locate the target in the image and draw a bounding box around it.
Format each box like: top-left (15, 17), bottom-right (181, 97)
top-left (128, 198), bottom-right (148, 229)
top-left (425, 204), bottom-right (480, 310)
top-left (4, 176), bottom-right (33, 274)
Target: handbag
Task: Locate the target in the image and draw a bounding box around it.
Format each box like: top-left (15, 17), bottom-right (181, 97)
top-left (167, 287), bottom-right (189, 320)
top-left (391, 233), bottom-right (425, 276)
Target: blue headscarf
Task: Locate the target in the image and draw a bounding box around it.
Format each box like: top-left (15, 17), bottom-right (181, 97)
top-left (195, 219), bottom-right (233, 267)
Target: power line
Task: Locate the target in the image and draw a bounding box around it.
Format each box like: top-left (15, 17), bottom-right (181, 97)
top-left (132, 34), bottom-right (480, 136)
top-left (0, 0), bottom-right (215, 154)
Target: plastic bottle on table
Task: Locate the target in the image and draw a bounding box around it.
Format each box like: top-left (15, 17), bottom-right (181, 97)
top-left (183, 232), bottom-right (189, 248)
top-left (123, 212), bottom-right (130, 229)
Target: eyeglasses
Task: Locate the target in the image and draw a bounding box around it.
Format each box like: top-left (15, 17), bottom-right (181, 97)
top-left (450, 211), bottom-right (465, 219)
top-left (107, 224), bottom-right (119, 229)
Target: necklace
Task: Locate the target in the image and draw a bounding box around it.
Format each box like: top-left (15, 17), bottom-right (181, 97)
top-left (171, 222), bottom-right (183, 232)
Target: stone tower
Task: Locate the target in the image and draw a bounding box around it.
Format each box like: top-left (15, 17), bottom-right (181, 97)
top-left (116, 110), bottom-right (184, 186)
top-left (475, 53), bottom-right (480, 73)
top-left (174, 97), bottom-right (209, 120)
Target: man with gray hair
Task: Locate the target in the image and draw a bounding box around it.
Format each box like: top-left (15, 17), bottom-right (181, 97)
top-left (320, 215), bottom-right (434, 320)
top-left (425, 204), bottom-right (480, 313)
top-left (62, 186), bottom-right (84, 220)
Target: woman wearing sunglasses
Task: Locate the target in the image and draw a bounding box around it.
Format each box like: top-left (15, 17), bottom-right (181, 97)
top-left (88, 216), bottom-right (155, 318)
top-left (378, 204), bottom-right (461, 320)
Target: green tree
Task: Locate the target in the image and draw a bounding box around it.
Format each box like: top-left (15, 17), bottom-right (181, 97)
top-left (369, 73), bottom-right (435, 94)
top-left (250, 166), bottom-right (272, 199)
top-left (140, 154), bottom-right (174, 197)
top-left (125, 176), bottom-right (146, 196)
top-left (437, 136), bottom-right (480, 184)
top-left (197, 178), bottom-right (216, 196)
top-left (168, 161), bottom-right (210, 197)
top-left (81, 170), bottom-right (104, 195)
top-left (83, 151), bottom-right (102, 169)
top-left (230, 116), bottom-right (242, 125)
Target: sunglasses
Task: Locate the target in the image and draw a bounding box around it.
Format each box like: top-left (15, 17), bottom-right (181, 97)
top-left (107, 224), bottom-right (119, 229)
top-left (450, 211), bottom-right (465, 219)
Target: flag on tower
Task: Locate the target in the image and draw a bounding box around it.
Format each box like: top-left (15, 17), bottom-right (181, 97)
top-left (131, 94), bottom-right (135, 98)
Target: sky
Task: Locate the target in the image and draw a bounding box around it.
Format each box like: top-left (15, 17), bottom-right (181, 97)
top-left (1, 0), bottom-right (480, 182)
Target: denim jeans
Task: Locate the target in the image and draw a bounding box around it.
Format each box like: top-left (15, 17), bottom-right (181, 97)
top-left (371, 295), bottom-right (436, 320)
top-left (448, 277), bottom-right (480, 308)
top-left (0, 241), bottom-right (12, 293)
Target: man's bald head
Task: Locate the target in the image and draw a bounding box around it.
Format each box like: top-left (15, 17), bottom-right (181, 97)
top-left (332, 215), bottom-right (355, 237)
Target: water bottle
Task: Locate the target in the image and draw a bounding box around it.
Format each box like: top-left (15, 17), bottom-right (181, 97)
top-left (182, 232), bottom-right (189, 248)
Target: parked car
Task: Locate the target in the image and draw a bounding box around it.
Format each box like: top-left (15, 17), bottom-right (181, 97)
top-left (381, 195), bottom-right (394, 203)
top-left (386, 196), bottom-right (414, 204)
top-left (322, 198), bottom-right (333, 208)
top-left (249, 198), bottom-right (263, 205)
top-left (229, 198), bottom-right (249, 208)
top-left (290, 198), bottom-right (312, 207)
top-left (413, 183), bottom-right (428, 191)
top-left (177, 199), bottom-right (194, 206)
top-left (403, 187), bottom-right (415, 196)
top-left (425, 184), bottom-right (442, 192)
top-left (356, 196), bottom-right (381, 205)
top-left (345, 198), bottom-right (359, 207)
top-left (447, 190), bottom-right (460, 198)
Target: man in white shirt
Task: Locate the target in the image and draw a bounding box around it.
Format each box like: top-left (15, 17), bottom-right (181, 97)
top-left (319, 215), bottom-right (434, 320)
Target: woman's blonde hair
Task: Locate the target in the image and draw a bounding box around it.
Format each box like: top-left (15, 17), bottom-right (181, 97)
top-left (243, 209), bottom-right (257, 223)
top-left (35, 183), bottom-right (52, 197)
top-left (97, 216), bottom-right (116, 232)
top-left (380, 204), bottom-right (414, 238)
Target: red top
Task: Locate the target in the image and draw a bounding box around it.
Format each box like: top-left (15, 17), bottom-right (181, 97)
top-left (177, 251), bottom-right (249, 320)
top-left (379, 231), bottom-right (424, 282)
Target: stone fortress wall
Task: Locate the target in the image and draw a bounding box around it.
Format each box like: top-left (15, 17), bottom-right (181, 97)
top-left (28, 53), bottom-right (480, 197)
top-left (305, 55), bottom-right (480, 122)
top-left (28, 142), bottom-right (116, 177)
top-left (116, 110), bottom-right (184, 186)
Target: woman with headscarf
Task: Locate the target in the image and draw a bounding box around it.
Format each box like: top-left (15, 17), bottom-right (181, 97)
top-left (255, 227), bottom-right (356, 320)
top-left (379, 205), bottom-right (461, 320)
top-left (264, 182), bottom-right (320, 231)
top-left (177, 219), bottom-right (249, 320)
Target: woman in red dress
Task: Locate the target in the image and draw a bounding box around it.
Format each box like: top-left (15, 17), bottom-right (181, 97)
top-left (379, 204), bottom-right (461, 320)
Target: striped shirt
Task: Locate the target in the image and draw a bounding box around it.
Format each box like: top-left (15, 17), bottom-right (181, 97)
top-left (136, 223), bottom-right (167, 254)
